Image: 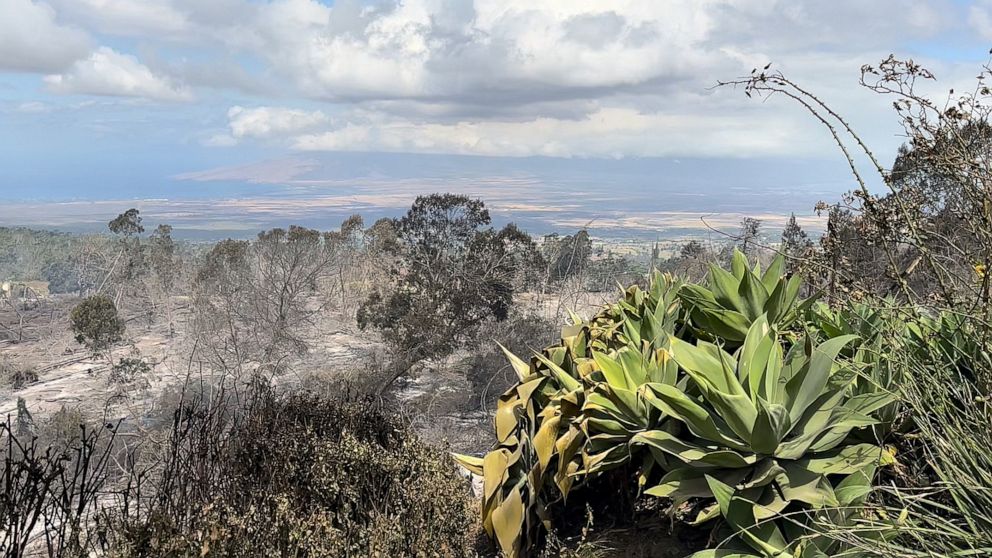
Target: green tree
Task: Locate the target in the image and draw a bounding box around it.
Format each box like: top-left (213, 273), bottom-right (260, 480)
top-left (357, 194), bottom-right (537, 391)
top-left (70, 294), bottom-right (125, 355)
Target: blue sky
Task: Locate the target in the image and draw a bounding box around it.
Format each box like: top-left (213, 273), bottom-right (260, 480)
top-left (2, 0), bottom-right (992, 237)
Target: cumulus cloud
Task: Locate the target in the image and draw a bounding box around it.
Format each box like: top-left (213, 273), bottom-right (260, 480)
top-left (227, 106), bottom-right (329, 140)
top-left (289, 106), bottom-right (807, 158)
top-left (44, 47), bottom-right (193, 101)
top-left (47, 0), bottom-right (189, 37)
top-left (3, 0), bottom-right (986, 159)
top-left (0, 0), bottom-right (90, 72)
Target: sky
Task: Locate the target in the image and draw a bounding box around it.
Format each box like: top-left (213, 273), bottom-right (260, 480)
top-left (2, 0), bottom-right (992, 238)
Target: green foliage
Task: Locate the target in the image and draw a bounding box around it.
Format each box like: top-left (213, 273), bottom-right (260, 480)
top-left (541, 230), bottom-right (593, 283)
top-left (69, 294), bottom-right (125, 352)
top-left (109, 357), bottom-right (151, 385)
top-left (358, 194), bottom-right (540, 370)
top-left (108, 208), bottom-right (144, 236)
top-left (460, 250), bottom-right (896, 558)
top-left (680, 250), bottom-right (814, 347)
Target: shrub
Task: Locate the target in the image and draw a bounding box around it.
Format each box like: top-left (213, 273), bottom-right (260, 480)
top-left (108, 357), bottom-right (151, 386)
top-left (1, 356), bottom-right (38, 389)
top-left (108, 384), bottom-right (480, 557)
top-left (69, 294), bottom-right (124, 353)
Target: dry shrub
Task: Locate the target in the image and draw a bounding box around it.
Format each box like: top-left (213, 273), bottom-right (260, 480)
top-left (108, 383), bottom-right (481, 557)
top-left (1, 355), bottom-right (38, 390)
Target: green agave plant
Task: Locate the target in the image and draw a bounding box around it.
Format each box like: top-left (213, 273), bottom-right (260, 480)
top-left (459, 252), bottom-right (894, 558)
top-left (454, 273), bottom-right (686, 555)
top-left (638, 316), bottom-right (896, 557)
top-left (807, 302), bottom-right (907, 437)
top-left (679, 251), bottom-right (816, 347)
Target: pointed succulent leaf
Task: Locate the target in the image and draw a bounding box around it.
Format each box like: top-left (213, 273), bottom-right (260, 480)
top-left (641, 383), bottom-right (748, 450)
top-left (738, 269), bottom-right (770, 320)
top-left (499, 343), bottom-right (532, 382)
top-left (534, 353), bottom-right (582, 392)
top-left (633, 430), bottom-right (754, 468)
top-left (451, 453), bottom-right (485, 476)
top-left (786, 335), bottom-right (858, 422)
top-left (492, 486), bottom-right (524, 555)
top-left (760, 254), bottom-right (785, 293)
top-left (752, 398), bottom-right (792, 454)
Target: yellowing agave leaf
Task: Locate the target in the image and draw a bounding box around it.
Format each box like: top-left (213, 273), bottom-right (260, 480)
top-left (592, 350), bottom-right (630, 390)
top-left (482, 449), bottom-right (512, 504)
top-left (451, 452), bottom-right (484, 476)
top-left (499, 342), bottom-right (531, 381)
top-left (533, 414), bottom-right (561, 474)
top-left (495, 401), bottom-right (521, 443)
top-left (492, 486), bottom-right (525, 556)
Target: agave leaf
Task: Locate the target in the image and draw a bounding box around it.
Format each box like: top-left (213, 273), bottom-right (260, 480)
top-left (763, 278), bottom-right (789, 326)
top-left (592, 351), bottom-right (630, 390)
top-left (642, 383), bottom-right (748, 450)
top-left (514, 377), bottom-right (546, 406)
top-left (786, 335), bottom-right (858, 423)
top-left (834, 464), bottom-right (878, 507)
top-left (730, 249), bottom-right (749, 280)
top-left (707, 474), bottom-right (736, 518)
top-left (752, 398), bottom-right (792, 455)
top-left (567, 308), bottom-right (583, 326)
top-left (495, 401), bottom-right (521, 442)
top-left (534, 352), bottom-right (582, 392)
top-left (687, 551), bottom-right (761, 558)
top-left (760, 255), bottom-right (785, 293)
top-left (619, 347), bottom-right (650, 387)
top-left (492, 485), bottom-right (524, 555)
top-left (752, 484), bottom-right (791, 520)
top-left (738, 269), bottom-right (769, 320)
top-left (777, 465), bottom-right (839, 509)
top-left (533, 415), bottom-right (561, 473)
top-left (623, 315), bottom-right (643, 348)
top-left (773, 389), bottom-right (848, 459)
top-left (451, 452), bottom-right (484, 476)
top-left (739, 315), bottom-right (774, 401)
top-left (764, 341), bottom-right (784, 404)
top-left (483, 448), bottom-right (512, 504)
top-left (709, 265), bottom-right (748, 314)
top-left (692, 502), bottom-right (723, 525)
top-left (499, 343), bottom-right (532, 382)
top-left (799, 443), bottom-right (892, 475)
top-left (694, 308), bottom-right (752, 343)
top-left (633, 430), bottom-right (754, 468)
top-left (554, 426), bottom-right (584, 494)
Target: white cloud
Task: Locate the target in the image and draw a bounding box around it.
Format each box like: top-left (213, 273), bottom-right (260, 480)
top-left (227, 105), bottom-right (329, 139)
top-left (44, 47), bottom-right (193, 101)
top-left (2, 0), bottom-right (984, 159)
top-left (290, 106), bottom-right (808, 158)
top-left (47, 0), bottom-right (189, 37)
top-left (16, 101), bottom-right (52, 113)
top-left (0, 0), bottom-right (90, 72)
top-left (203, 133), bottom-right (238, 147)
top-left (970, 0), bottom-right (992, 40)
